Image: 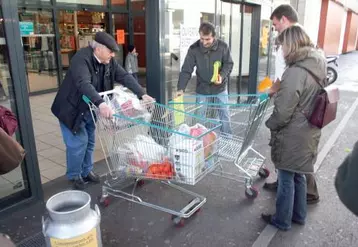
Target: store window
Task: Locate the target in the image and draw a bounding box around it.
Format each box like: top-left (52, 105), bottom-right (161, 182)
top-left (56, 0), bottom-right (107, 6)
top-left (113, 13), bottom-right (129, 67)
top-left (257, 3), bottom-right (274, 82)
top-left (18, 0), bottom-right (50, 3)
top-left (131, 0), bottom-right (145, 11)
top-left (133, 14), bottom-right (146, 86)
top-left (58, 10), bottom-right (107, 75)
top-left (18, 9), bottom-right (59, 94)
top-left (0, 8), bottom-right (31, 206)
top-left (112, 0), bottom-right (126, 7)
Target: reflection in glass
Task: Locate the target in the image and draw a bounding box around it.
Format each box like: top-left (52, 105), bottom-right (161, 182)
top-left (18, 9), bottom-right (59, 93)
top-left (0, 10), bottom-right (30, 202)
top-left (133, 14), bottom-right (146, 87)
top-left (58, 10), bottom-right (107, 76)
top-left (131, 0), bottom-right (146, 11)
top-left (162, 0), bottom-right (217, 102)
top-left (113, 14), bottom-right (129, 68)
top-left (257, 4), bottom-right (274, 83)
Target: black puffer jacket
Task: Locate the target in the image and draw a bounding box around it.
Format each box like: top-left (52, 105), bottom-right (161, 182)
top-left (51, 46), bottom-right (145, 134)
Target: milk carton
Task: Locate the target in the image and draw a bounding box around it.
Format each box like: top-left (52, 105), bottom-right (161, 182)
top-left (172, 138), bottom-right (204, 185)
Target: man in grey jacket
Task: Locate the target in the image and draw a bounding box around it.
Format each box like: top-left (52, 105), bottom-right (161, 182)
top-left (176, 22), bottom-right (234, 134)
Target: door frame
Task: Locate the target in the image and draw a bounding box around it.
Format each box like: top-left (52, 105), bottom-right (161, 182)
top-left (0, 0), bottom-right (43, 216)
top-left (219, 0), bottom-right (262, 94)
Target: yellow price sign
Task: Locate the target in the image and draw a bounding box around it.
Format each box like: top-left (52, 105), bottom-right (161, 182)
top-left (50, 228), bottom-right (98, 247)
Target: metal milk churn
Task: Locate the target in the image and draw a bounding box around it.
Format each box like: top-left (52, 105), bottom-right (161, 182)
top-left (42, 190), bottom-right (102, 247)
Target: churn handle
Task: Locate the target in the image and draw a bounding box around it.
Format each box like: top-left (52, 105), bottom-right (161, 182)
top-left (42, 216), bottom-right (46, 237)
top-left (95, 204), bottom-right (101, 220)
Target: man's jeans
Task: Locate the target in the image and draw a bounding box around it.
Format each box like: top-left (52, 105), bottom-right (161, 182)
top-left (60, 112), bottom-right (96, 180)
top-left (272, 169), bottom-right (307, 230)
top-left (196, 91), bottom-right (232, 135)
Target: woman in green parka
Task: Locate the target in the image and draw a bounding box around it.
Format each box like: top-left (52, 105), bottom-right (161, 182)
top-left (262, 25), bottom-right (327, 230)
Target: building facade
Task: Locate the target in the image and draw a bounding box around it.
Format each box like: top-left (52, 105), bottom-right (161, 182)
top-left (292, 0), bottom-right (358, 55)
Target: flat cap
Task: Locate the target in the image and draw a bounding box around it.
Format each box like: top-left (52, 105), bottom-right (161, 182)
top-left (94, 31), bottom-right (119, 52)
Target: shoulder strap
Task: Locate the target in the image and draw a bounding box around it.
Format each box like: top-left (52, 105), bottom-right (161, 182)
top-left (294, 65), bottom-right (325, 89)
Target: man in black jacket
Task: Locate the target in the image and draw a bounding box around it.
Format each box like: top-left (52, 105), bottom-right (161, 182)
top-left (176, 22), bottom-right (234, 134)
top-left (51, 32), bottom-right (153, 190)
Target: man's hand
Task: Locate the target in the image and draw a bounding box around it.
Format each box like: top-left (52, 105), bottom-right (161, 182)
top-left (142, 94), bottom-right (155, 103)
top-left (213, 74), bottom-right (222, 85)
top-left (175, 90), bottom-right (184, 98)
top-left (99, 103), bottom-right (114, 118)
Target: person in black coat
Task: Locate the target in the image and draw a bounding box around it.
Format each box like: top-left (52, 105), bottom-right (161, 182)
top-left (335, 140), bottom-right (358, 217)
top-left (51, 32), bottom-right (153, 190)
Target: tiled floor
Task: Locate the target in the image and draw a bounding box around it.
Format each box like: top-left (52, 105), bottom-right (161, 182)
top-left (29, 92), bottom-right (105, 184)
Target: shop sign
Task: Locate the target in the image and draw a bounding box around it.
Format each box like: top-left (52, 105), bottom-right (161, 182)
top-left (19, 22), bottom-right (34, 36)
top-left (116, 29), bottom-right (125, 44)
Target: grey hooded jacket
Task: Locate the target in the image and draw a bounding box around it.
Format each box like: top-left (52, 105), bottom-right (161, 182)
top-left (177, 39), bottom-right (233, 95)
top-left (266, 47), bottom-right (327, 174)
top-left (125, 52), bottom-right (139, 74)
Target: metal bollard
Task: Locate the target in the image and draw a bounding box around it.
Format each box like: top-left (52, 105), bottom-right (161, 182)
top-left (42, 190), bottom-right (102, 247)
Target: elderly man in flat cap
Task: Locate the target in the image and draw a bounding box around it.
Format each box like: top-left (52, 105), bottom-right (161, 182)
top-left (51, 31), bottom-right (153, 190)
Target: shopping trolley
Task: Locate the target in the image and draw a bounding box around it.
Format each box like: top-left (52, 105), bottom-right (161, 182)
top-left (82, 90), bottom-right (222, 226)
top-left (169, 93), bottom-right (270, 199)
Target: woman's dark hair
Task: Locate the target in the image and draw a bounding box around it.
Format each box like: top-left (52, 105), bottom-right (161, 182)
top-left (199, 22), bottom-right (216, 37)
top-left (270, 4), bottom-right (298, 23)
top-left (128, 45), bottom-right (135, 53)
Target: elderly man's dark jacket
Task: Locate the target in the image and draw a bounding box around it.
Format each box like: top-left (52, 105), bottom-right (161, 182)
top-left (51, 46), bottom-right (145, 134)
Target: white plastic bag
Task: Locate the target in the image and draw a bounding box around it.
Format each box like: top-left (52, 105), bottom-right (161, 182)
top-left (134, 135), bottom-right (167, 161)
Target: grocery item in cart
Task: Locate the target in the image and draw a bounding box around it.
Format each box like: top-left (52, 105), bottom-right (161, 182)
top-left (105, 86), bottom-right (151, 121)
top-left (118, 134), bottom-right (167, 173)
top-left (146, 160), bottom-right (174, 179)
top-left (172, 138), bottom-right (205, 185)
top-left (189, 123), bottom-right (217, 159)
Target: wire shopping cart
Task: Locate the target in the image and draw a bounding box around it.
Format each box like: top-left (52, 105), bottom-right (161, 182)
top-left (83, 90), bottom-right (222, 226)
top-left (169, 93), bottom-right (270, 199)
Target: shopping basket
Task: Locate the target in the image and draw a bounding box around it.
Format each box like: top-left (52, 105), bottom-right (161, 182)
top-left (168, 93), bottom-right (270, 199)
top-left (83, 89), bottom-right (222, 226)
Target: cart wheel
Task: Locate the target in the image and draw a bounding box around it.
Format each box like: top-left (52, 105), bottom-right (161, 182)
top-left (171, 215), bottom-right (185, 227)
top-left (258, 167), bottom-right (270, 179)
top-left (245, 187), bottom-right (259, 199)
top-left (98, 196), bottom-right (110, 208)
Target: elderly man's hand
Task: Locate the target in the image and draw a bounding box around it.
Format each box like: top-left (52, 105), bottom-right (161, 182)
top-left (99, 103), bottom-right (114, 118)
top-left (142, 94), bottom-right (155, 103)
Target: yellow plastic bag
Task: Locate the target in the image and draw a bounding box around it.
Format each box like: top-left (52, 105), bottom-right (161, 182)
top-left (257, 77), bottom-right (273, 93)
top-left (173, 95), bottom-right (185, 125)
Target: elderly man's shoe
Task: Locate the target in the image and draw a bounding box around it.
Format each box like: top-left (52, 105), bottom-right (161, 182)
top-left (83, 171), bottom-right (100, 184)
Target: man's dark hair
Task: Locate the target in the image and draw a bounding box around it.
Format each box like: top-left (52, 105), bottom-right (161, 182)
top-left (270, 4), bottom-right (298, 23)
top-left (199, 22), bottom-right (216, 37)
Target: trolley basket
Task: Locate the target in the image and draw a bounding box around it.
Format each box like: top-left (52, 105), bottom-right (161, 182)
top-left (83, 89), bottom-right (222, 226)
top-left (169, 93), bottom-right (270, 199)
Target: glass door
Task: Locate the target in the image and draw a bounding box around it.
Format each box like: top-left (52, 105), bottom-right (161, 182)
top-left (0, 0), bottom-right (35, 210)
top-left (18, 9), bottom-right (59, 94)
top-left (219, 1), bottom-right (244, 93)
